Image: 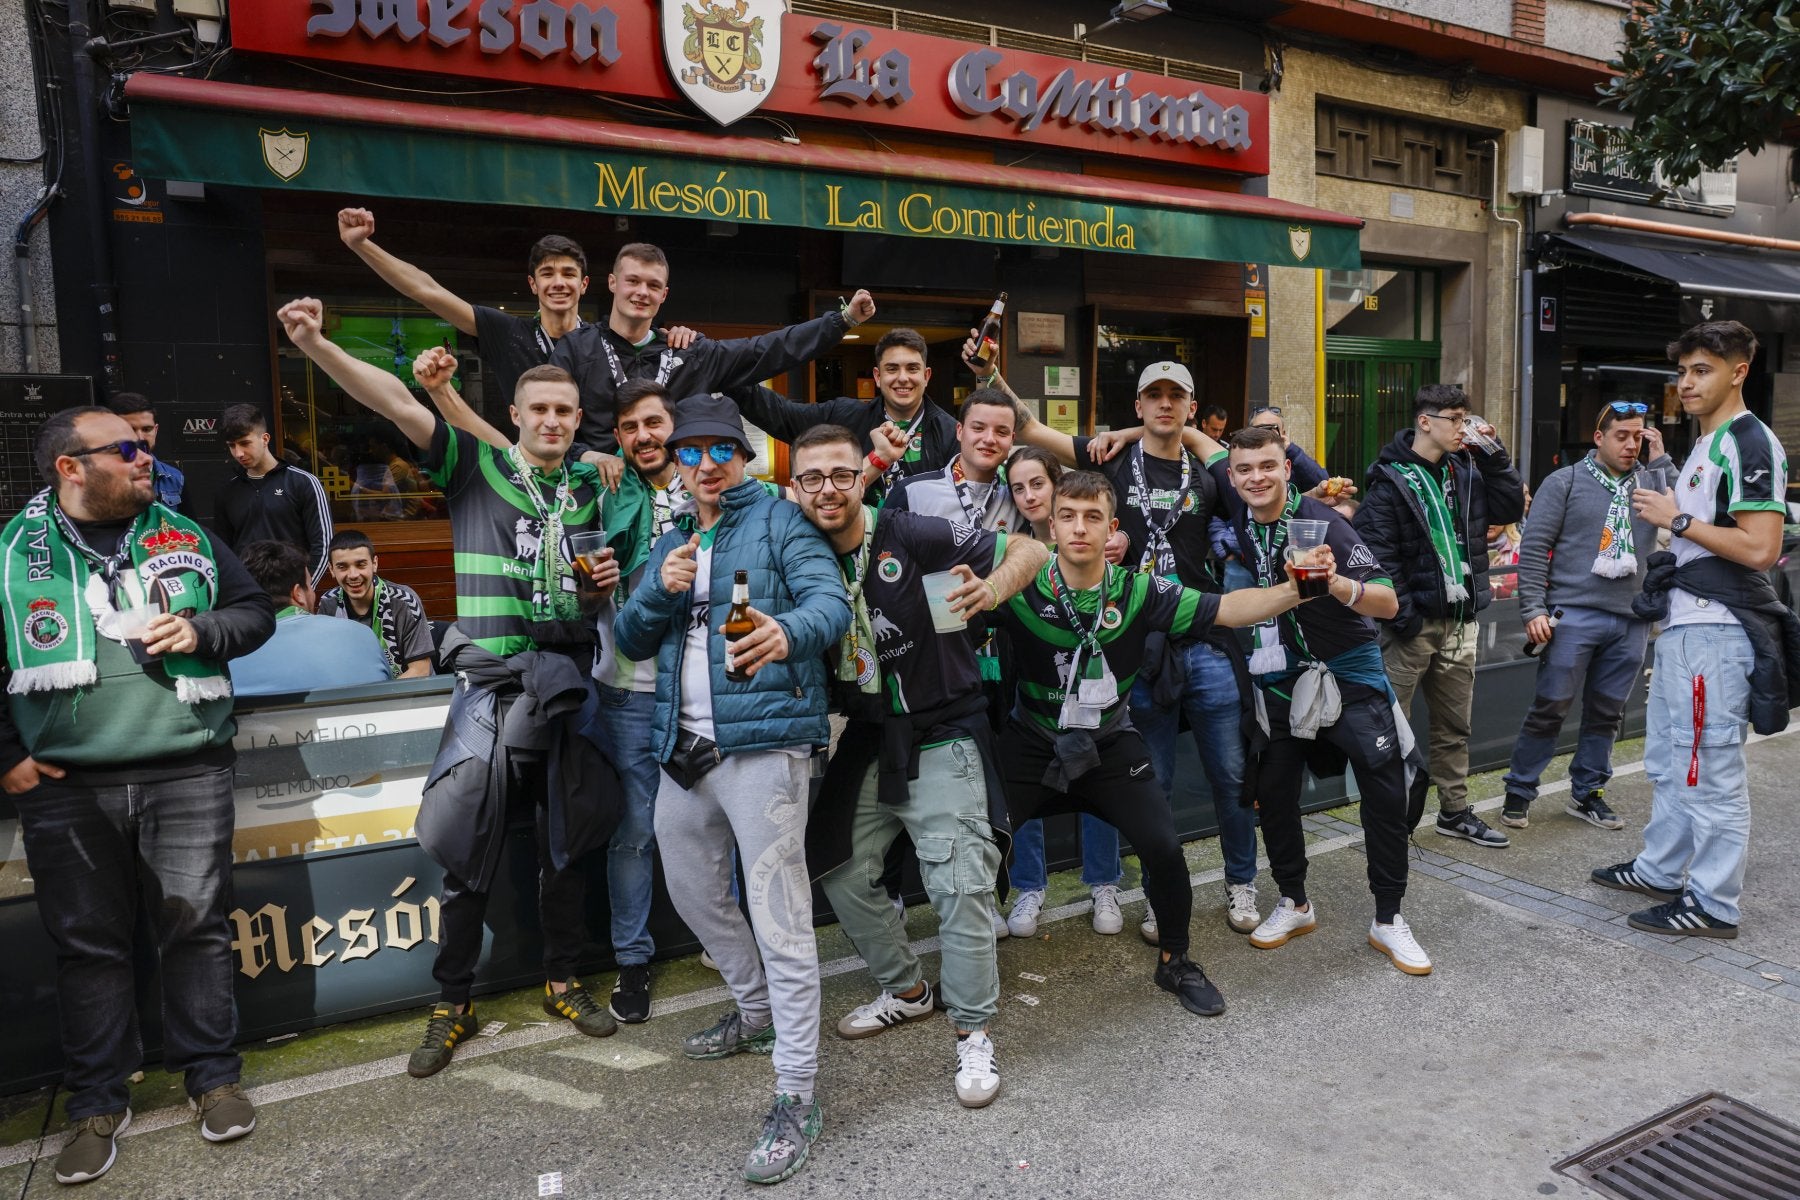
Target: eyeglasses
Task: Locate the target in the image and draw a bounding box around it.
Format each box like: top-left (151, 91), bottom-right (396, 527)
top-left (1420, 412), bottom-right (1465, 423)
top-left (793, 469), bottom-right (861, 494)
top-left (674, 442), bottom-right (741, 468)
top-left (1251, 405), bottom-right (1282, 417)
top-left (67, 439), bottom-right (152, 463)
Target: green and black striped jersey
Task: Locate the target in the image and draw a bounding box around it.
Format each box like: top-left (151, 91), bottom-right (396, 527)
top-left (997, 561), bottom-right (1218, 735)
top-left (421, 419), bottom-right (603, 656)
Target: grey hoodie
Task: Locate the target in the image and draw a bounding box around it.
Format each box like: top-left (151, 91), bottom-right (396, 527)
top-left (1514, 450), bottom-right (1674, 622)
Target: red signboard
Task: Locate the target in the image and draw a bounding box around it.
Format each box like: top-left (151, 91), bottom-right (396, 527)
top-left (226, 1), bottom-right (1269, 176)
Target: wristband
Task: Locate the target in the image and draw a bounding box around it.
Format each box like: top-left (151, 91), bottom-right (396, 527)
top-left (839, 297), bottom-right (859, 328)
top-left (984, 579), bottom-right (1002, 611)
top-left (1347, 578), bottom-right (1364, 608)
top-left (867, 450), bottom-right (889, 471)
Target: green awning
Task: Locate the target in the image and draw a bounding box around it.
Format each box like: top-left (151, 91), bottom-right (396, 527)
top-left (126, 77), bottom-right (1362, 269)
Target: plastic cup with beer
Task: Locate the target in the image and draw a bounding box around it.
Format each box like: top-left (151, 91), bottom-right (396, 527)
top-left (1285, 519), bottom-right (1332, 599)
top-left (115, 603), bottom-right (162, 665)
top-left (570, 530), bottom-right (611, 589)
top-left (1461, 415), bottom-right (1503, 455)
top-left (921, 570), bottom-right (967, 633)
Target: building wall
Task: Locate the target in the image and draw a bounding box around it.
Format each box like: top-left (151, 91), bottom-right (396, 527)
top-left (1358, 0), bottom-right (1513, 38)
top-left (0, 1), bottom-right (58, 373)
top-left (1266, 46), bottom-right (1529, 451)
top-left (1544, 0), bottom-right (1628, 59)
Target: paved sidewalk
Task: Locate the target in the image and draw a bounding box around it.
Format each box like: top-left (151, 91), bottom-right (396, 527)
top-left (6, 733), bottom-right (1800, 1199)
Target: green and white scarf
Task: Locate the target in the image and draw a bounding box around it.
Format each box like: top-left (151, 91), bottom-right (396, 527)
top-left (1, 491), bottom-right (229, 702)
top-left (835, 506), bottom-right (881, 695)
top-left (1393, 462), bottom-right (1469, 603)
top-left (1584, 455), bottom-right (1638, 579)
top-left (1245, 488), bottom-right (1303, 676)
top-left (505, 445), bottom-right (581, 624)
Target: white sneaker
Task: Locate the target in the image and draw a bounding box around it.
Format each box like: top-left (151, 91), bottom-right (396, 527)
top-left (954, 1032), bottom-right (1001, 1108)
top-left (1090, 884), bottom-right (1123, 935)
top-left (1007, 890), bottom-right (1045, 938)
top-left (837, 983), bottom-right (937, 1040)
top-left (1225, 882), bottom-right (1261, 933)
top-left (992, 910), bottom-right (1010, 940)
top-left (1368, 915), bottom-right (1432, 975)
top-left (1138, 911), bottom-right (1159, 945)
top-left (1249, 897), bottom-right (1317, 949)
top-left (700, 950), bottom-right (720, 971)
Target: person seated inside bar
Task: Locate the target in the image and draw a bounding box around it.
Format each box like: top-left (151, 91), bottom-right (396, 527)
top-left (316, 529), bottom-right (437, 680)
top-left (231, 540), bottom-right (392, 698)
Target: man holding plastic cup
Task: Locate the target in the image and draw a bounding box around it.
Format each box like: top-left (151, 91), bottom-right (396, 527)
top-left (1500, 403), bottom-right (1673, 832)
top-left (790, 423), bottom-right (1046, 1110)
top-left (1219, 426), bottom-right (1434, 973)
top-left (1352, 384), bottom-right (1525, 850)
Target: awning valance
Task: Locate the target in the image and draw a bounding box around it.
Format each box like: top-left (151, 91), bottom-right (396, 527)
top-left (1553, 229), bottom-right (1800, 334)
top-left (124, 75), bottom-right (1362, 270)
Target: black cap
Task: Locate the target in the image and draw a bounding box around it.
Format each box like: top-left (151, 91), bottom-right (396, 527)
top-left (668, 392), bottom-right (752, 455)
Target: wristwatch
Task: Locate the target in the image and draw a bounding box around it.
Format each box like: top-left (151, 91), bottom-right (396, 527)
top-left (1670, 513), bottom-right (1694, 538)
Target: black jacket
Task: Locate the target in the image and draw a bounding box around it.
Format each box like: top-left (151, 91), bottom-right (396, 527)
top-left (554, 311), bottom-right (855, 457)
top-left (213, 461), bottom-right (334, 588)
top-left (1634, 552), bottom-right (1800, 736)
top-left (732, 385), bottom-right (960, 499)
top-left (1352, 429), bottom-right (1525, 637)
top-left (418, 631), bottom-right (623, 889)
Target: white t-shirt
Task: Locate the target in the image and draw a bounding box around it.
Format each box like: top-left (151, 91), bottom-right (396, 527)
top-left (1668, 410), bottom-right (1788, 628)
top-left (594, 477), bottom-right (690, 692)
top-left (676, 541), bottom-right (716, 738)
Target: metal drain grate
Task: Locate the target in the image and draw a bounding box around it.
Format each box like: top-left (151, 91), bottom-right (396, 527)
top-left (1554, 1092), bottom-right (1800, 1199)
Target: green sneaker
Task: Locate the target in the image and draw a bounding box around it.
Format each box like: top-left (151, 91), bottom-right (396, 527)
top-left (54, 1108), bottom-right (130, 1185)
top-left (407, 1004), bottom-right (474, 1078)
top-left (683, 1009), bottom-right (776, 1060)
top-left (543, 979), bottom-right (617, 1038)
top-left (743, 1093), bottom-right (822, 1185)
top-left (193, 1082), bottom-right (256, 1142)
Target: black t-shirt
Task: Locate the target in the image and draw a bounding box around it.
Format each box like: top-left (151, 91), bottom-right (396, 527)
top-left (1236, 492), bottom-right (1390, 667)
top-left (1074, 437), bottom-right (1219, 593)
top-left (847, 508), bottom-right (1004, 716)
top-left (473, 305), bottom-right (563, 410)
top-left (998, 563), bottom-right (1218, 736)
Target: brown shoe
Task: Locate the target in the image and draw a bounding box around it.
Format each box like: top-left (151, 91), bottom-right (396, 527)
top-left (194, 1083), bottom-right (256, 1142)
top-left (54, 1108), bottom-right (131, 1184)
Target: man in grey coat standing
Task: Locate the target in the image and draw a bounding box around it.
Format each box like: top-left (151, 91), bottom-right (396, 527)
top-left (1501, 402), bottom-right (1674, 831)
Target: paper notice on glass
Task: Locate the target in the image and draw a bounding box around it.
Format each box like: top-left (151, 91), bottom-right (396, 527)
top-left (1044, 367), bottom-right (1080, 396)
top-left (1046, 399), bottom-right (1080, 435)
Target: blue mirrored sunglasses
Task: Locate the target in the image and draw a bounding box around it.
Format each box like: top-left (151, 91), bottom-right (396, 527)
top-left (675, 441), bottom-right (741, 468)
top-left (68, 439), bottom-right (152, 463)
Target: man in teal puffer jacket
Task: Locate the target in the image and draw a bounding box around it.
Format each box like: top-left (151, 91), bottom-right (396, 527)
top-left (614, 393), bottom-right (850, 1186)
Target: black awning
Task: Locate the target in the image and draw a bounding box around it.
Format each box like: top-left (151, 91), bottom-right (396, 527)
top-left (1555, 230), bottom-right (1800, 304)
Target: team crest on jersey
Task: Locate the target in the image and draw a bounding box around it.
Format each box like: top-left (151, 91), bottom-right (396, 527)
top-left (853, 645), bottom-right (878, 686)
top-left (877, 553), bottom-right (903, 582)
top-left (909, 435), bottom-right (923, 453)
top-left (24, 598), bottom-right (68, 651)
top-left (1687, 466), bottom-right (1704, 490)
top-left (1100, 605), bottom-right (1123, 629)
top-left (1344, 544), bottom-right (1376, 570)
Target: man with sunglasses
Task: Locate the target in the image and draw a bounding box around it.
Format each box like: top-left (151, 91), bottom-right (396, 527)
top-left (1352, 384), bottom-right (1525, 848)
top-left (614, 394), bottom-right (850, 1184)
top-left (0, 408), bottom-right (276, 1184)
top-left (107, 392), bottom-right (185, 511)
top-left (785, 423), bottom-right (1045, 1110)
top-left (1501, 401), bottom-right (1672, 832)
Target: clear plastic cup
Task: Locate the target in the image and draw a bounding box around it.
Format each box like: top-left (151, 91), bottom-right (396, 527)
top-left (115, 604), bottom-right (160, 664)
top-left (1285, 519), bottom-right (1331, 599)
top-left (1461, 415), bottom-right (1502, 454)
top-left (569, 530), bottom-right (611, 588)
top-left (1636, 465), bottom-right (1667, 493)
top-left (921, 570), bottom-right (966, 633)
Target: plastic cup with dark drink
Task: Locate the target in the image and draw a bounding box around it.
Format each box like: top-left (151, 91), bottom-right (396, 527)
top-left (116, 604), bottom-right (162, 665)
top-left (570, 530), bottom-right (611, 590)
top-left (1285, 519), bottom-right (1332, 599)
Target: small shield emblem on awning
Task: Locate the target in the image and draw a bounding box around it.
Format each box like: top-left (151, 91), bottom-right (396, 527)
top-left (260, 128), bottom-right (310, 182)
top-left (1288, 225), bottom-right (1312, 262)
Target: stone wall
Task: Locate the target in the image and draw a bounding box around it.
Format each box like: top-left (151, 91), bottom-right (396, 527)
top-left (0, 0), bottom-right (57, 374)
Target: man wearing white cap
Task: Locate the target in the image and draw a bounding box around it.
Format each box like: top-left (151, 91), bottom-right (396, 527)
top-left (1001, 358), bottom-right (1264, 941)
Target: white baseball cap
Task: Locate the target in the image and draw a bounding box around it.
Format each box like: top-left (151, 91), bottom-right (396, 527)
top-left (1136, 360), bottom-right (1195, 395)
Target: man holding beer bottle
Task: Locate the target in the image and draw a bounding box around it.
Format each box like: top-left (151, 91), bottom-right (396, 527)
top-left (613, 393), bottom-right (850, 1185)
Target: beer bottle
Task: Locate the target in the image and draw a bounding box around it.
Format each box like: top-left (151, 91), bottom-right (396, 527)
top-left (724, 569), bottom-right (755, 682)
top-left (970, 291), bottom-right (1009, 372)
top-left (1523, 607), bottom-right (1563, 659)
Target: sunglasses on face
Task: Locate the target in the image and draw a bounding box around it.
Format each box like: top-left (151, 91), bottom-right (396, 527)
top-left (1252, 405), bottom-right (1282, 417)
top-left (1606, 401), bottom-right (1650, 415)
top-left (674, 442), bottom-right (741, 468)
top-left (68, 439), bottom-right (153, 463)
top-left (794, 469), bottom-right (861, 494)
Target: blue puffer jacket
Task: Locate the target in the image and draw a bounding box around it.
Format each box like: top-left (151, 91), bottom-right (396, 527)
top-left (615, 478), bottom-right (851, 760)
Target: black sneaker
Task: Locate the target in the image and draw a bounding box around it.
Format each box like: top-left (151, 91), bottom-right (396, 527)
top-left (407, 1004), bottom-right (474, 1078)
top-left (1628, 894), bottom-right (1739, 939)
top-left (544, 978), bottom-right (618, 1037)
top-left (1153, 954), bottom-right (1226, 1017)
top-left (1435, 808), bottom-right (1510, 847)
top-left (1590, 861), bottom-right (1682, 901)
top-left (1566, 791), bottom-right (1625, 830)
top-left (610, 964), bottom-right (652, 1024)
top-left (1499, 796), bottom-right (1531, 829)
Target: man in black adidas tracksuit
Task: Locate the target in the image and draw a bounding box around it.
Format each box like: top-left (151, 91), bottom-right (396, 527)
top-left (214, 403), bottom-right (333, 587)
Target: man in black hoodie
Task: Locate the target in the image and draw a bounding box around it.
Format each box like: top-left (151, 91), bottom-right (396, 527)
top-left (1353, 384), bottom-right (1525, 848)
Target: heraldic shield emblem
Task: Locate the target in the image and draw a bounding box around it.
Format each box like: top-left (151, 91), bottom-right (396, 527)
top-left (1288, 225), bottom-right (1312, 262)
top-left (663, 0), bottom-right (786, 127)
top-left (259, 128), bottom-right (310, 182)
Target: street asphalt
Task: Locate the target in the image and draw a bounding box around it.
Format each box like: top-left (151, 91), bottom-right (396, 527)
top-left (5, 731), bottom-right (1800, 1199)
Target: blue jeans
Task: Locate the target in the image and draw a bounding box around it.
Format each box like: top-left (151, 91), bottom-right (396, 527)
top-left (1635, 622), bottom-right (1755, 924)
top-left (14, 765), bottom-right (242, 1118)
top-left (1009, 815), bottom-right (1122, 892)
top-left (588, 684), bottom-right (660, 965)
top-left (1504, 606), bottom-right (1649, 803)
top-left (1129, 638), bottom-right (1257, 887)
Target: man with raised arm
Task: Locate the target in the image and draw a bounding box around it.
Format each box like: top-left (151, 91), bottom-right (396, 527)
top-left (789, 423), bottom-right (1046, 1111)
top-left (277, 299), bottom-right (627, 1079)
